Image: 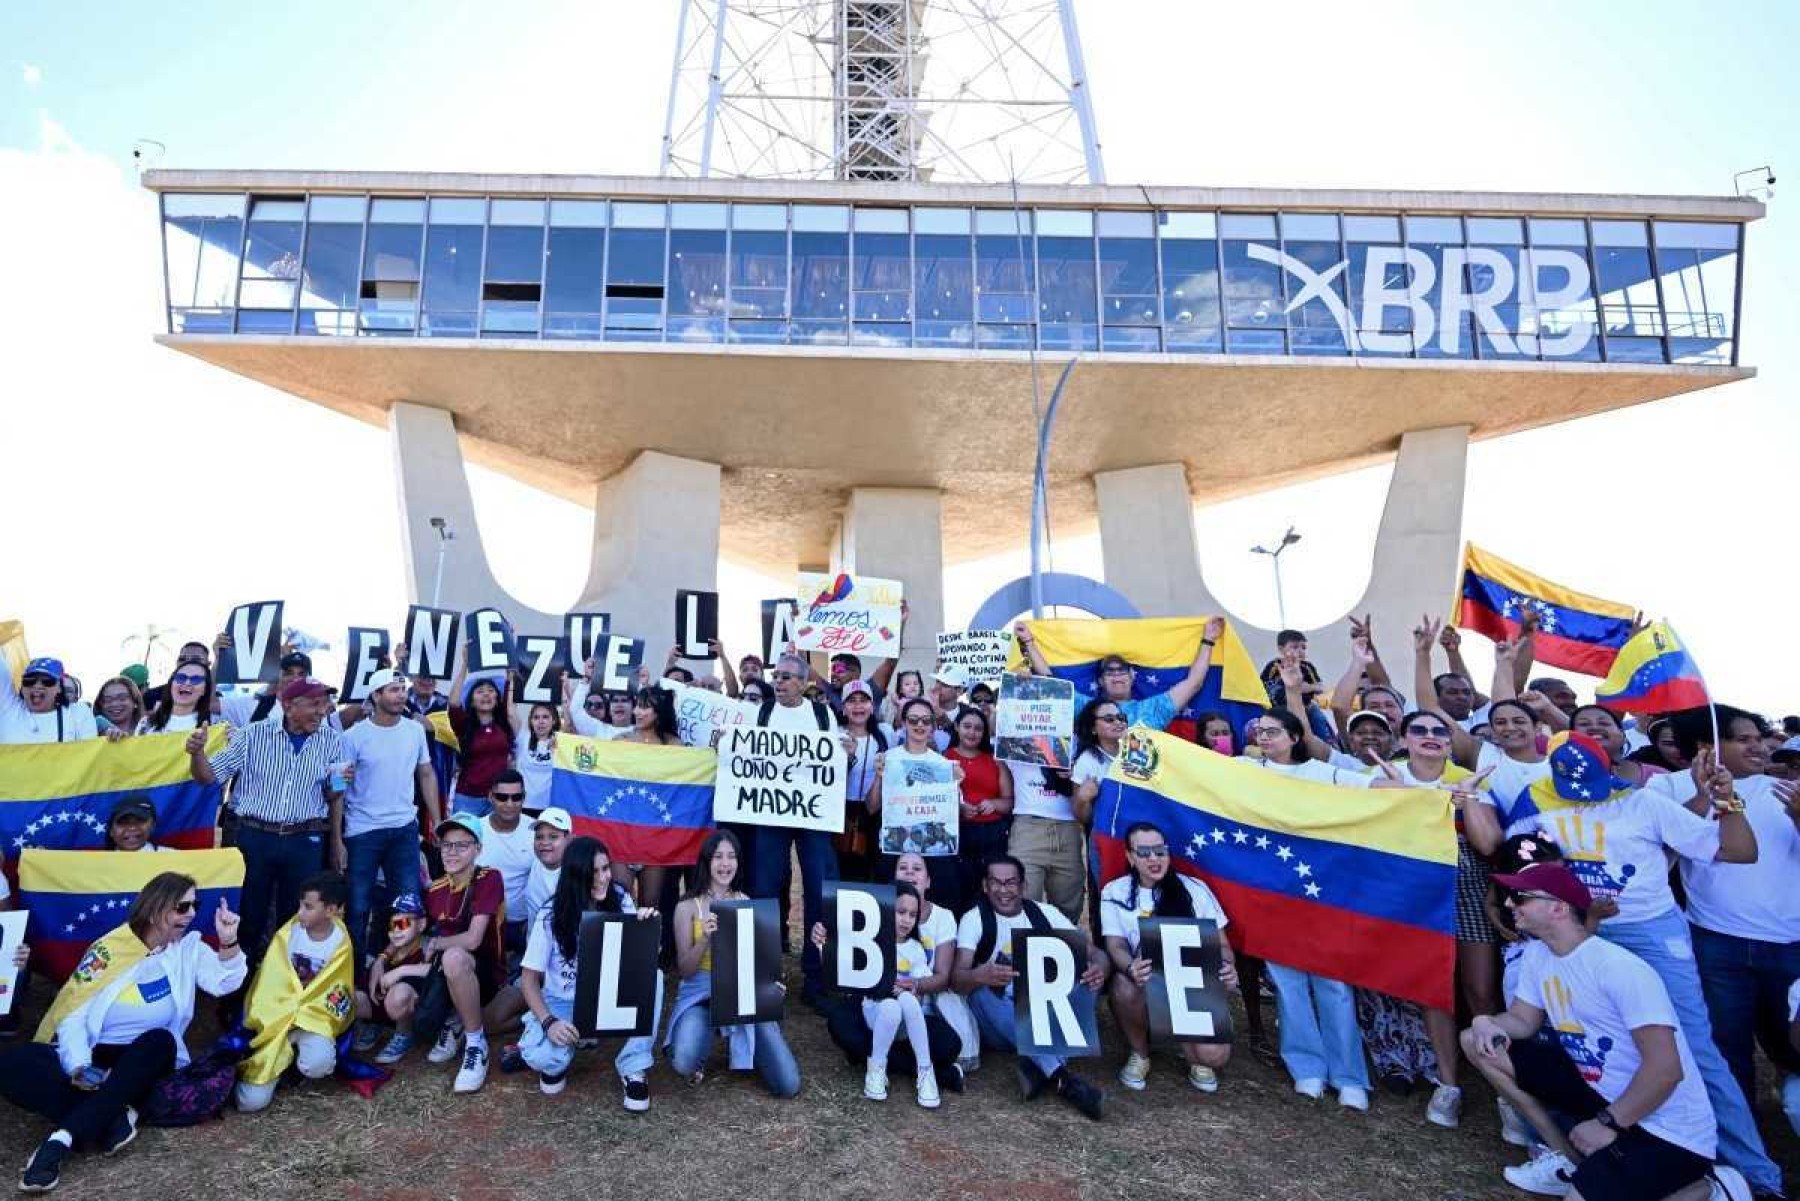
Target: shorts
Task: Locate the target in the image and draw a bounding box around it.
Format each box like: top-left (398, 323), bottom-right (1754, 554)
top-left (1507, 1038), bottom-right (1712, 1201)
top-left (1455, 836), bottom-right (1495, 943)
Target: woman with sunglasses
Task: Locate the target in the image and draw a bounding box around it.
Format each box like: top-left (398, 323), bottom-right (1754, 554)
top-left (93, 677), bottom-right (145, 740)
top-left (868, 698), bottom-right (965, 902)
top-left (139, 662), bottom-right (215, 735)
top-left (1, 655), bottom-right (97, 744)
top-left (1, 873), bottom-right (243, 1191)
top-left (1103, 821), bottom-right (1236, 1094)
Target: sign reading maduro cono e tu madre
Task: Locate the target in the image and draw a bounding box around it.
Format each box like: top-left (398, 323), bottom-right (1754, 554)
top-left (713, 726), bottom-right (846, 833)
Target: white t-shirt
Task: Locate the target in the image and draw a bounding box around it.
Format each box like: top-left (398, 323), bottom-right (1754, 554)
top-left (341, 716), bottom-right (430, 838)
top-left (1516, 936), bottom-right (1716, 1158)
top-left (1238, 756), bottom-right (1374, 788)
top-left (138, 711), bottom-right (204, 735)
top-left (1650, 773), bottom-right (1800, 945)
top-left (760, 700), bottom-right (838, 733)
top-left (1456, 702), bottom-right (1493, 732)
top-left (477, 817), bottom-right (537, 916)
top-left (1007, 760), bottom-right (1074, 821)
top-left (522, 859), bottom-right (561, 923)
top-left (880, 724), bottom-right (950, 753)
top-left (514, 730), bottom-right (556, 807)
top-left (916, 903), bottom-right (957, 963)
top-left (94, 959), bottom-right (178, 1045)
top-left (1527, 790), bottom-right (1720, 924)
top-left (0, 689), bottom-right (98, 745)
top-left (893, 936), bottom-right (934, 985)
top-left (1475, 741), bottom-right (1553, 834)
top-left (521, 888), bottom-right (636, 1002)
top-left (1098, 873), bottom-right (1228, 957)
top-left (288, 923), bottom-right (345, 984)
top-left (1071, 747), bottom-right (1114, 789)
top-left (954, 901), bottom-right (1077, 999)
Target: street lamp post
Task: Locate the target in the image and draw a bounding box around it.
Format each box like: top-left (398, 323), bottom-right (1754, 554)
top-left (1250, 526), bottom-right (1302, 628)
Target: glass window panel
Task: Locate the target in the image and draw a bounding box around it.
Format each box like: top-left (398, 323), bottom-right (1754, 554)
top-left (543, 221), bottom-right (604, 339)
top-left (914, 230), bottom-right (973, 347)
top-left (730, 227), bottom-right (787, 319)
top-left (975, 223), bottom-right (1034, 323)
top-left (1035, 209), bottom-right (1093, 237)
top-left (1528, 218), bottom-right (1586, 246)
top-left (611, 202), bottom-right (667, 229)
top-left (1158, 211), bottom-right (1216, 239)
top-left (299, 198), bottom-right (363, 336)
top-left (977, 324), bottom-right (1032, 349)
top-left (1101, 326), bottom-right (1160, 352)
top-left (1595, 242), bottom-right (1662, 341)
top-left (1526, 245), bottom-right (1601, 361)
top-left (1159, 223), bottom-right (1221, 352)
top-left (1219, 213), bottom-right (1276, 239)
top-left (428, 197), bottom-right (485, 225)
top-left (728, 319), bottom-right (787, 344)
top-left (1406, 223), bottom-right (1474, 359)
top-left (671, 203), bottom-right (727, 229)
top-left (234, 310), bottom-right (294, 334)
top-left (308, 195), bottom-right (364, 223)
top-left (163, 193), bottom-right (243, 317)
top-left (237, 196), bottom-right (303, 320)
top-left (1656, 224), bottom-right (1737, 365)
top-left (1344, 215), bottom-right (1400, 243)
top-left (1591, 220), bottom-right (1649, 248)
top-left (164, 193), bottom-right (244, 220)
top-left (1220, 215), bottom-right (1284, 332)
top-left (668, 227), bottom-right (728, 323)
top-left (1604, 337), bottom-right (1664, 363)
top-left (852, 321), bottom-right (909, 346)
top-left (791, 224), bottom-right (848, 333)
top-left (1466, 217), bottom-right (1523, 244)
top-left (792, 205), bottom-right (850, 233)
top-left (369, 199), bottom-right (425, 224)
top-left (1465, 244), bottom-right (1536, 360)
top-left (491, 199), bottom-right (545, 226)
top-left (1036, 229), bottom-right (1097, 350)
top-left (1279, 213), bottom-right (1338, 241)
top-left (1097, 210), bottom-right (1152, 238)
top-left (1226, 328), bottom-right (1285, 354)
top-left (1283, 234), bottom-right (1348, 355)
top-left (852, 227), bottom-right (909, 321)
top-left (550, 199), bottom-right (607, 228)
top-left (605, 226), bottom-right (666, 333)
top-left (854, 208), bottom-right (907, 233)
top-left (1404, 215), bottom-right (1462, 243)
top-left (914, 207), bottom-right (971, 235)
top-left (360, 200), bottom-right (424, 332)
top-left (732, 204), bottom-right (786, 231)
top-left (1099, 229), bottom-right (1158, 327)
top-left (1346, 240), bottom-right (1414, 351)
top-left (421, 206), bottom-right (483, 337)
top-left (1655, 221), bottom-right (1738, 251)
top-left (482, 219), bottom-right (544, 335)
top-left (975, 209), bottom-right (1030, 236)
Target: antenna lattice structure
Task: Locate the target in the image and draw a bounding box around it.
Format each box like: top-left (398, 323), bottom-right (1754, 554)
top-left (660, 0), bottom-right (1104, 184)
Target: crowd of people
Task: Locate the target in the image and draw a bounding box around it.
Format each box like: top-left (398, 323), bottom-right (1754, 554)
top-left (0, 609), bottom-right (1796, 1201)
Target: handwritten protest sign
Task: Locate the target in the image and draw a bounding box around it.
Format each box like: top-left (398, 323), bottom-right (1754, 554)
top-left (996, 674), bottom-right (1075, 769)
top-left (658, 677), bottom-right (756, 749)
top-left (935, 629), bottom-right (1014, 687)
top-left (878, 751), bottom-right (959, 857)
top-left (713, 726), bottom-right (845, 833)
top-left (793, 573), bottom-right (902, 659)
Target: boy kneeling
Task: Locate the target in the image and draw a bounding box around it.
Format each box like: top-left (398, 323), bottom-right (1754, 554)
top-left (236, 872), bottom-right (356, 1113)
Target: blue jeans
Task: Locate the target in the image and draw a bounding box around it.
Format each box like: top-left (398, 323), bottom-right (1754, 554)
top-left (666, 1004), bottom-right (800, 1097)
top-left (966, 982), bottom-right (1098, 1078)
top-left (234, 823), bottom-right (327, 961)
top-left (748, 826), bottom-right (838, 995)
top-left (520, 983), bottom-right (661, 1080)
top-left (345, 822), bottom-right (421, 971)
top-left (1689, 923), bottom-right (1800, 1108)
top-left (1265, 962), bottom-right (1368, 1090)
top-left (1603, 910), bottom-right (1782, 1193)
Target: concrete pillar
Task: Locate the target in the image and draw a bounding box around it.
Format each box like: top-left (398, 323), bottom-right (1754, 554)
top-left (1096, 463), bottom-right (1217, 617)
top-left (829, 487), bottom-right (944, 669)
top-left (389, 402), bottom-right (721, 642)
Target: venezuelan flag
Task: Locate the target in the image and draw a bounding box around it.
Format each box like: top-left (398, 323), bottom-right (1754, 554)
top-left (19, 847), bottom-right (244, 981)
top-left (551, 735), bottom-right (716, 867)
top-left (1454, 544), bottom-right (1637, 677)
top-left (0, 619), bottom-right (27, 687)
top-left (1014, 617), bottom-right (1267, 746)
top-left (1595, 622), bottom-right (1709, 715)
top-left (0, 727), bottom-right (228, 870)
top-left (1094, 728), bottom-right (1456, 1011)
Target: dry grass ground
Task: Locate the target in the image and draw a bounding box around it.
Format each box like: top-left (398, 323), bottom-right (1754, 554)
top-left (2, 959), bottom-right (1794, 1200)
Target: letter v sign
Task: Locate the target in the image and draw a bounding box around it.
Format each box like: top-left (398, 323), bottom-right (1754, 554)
top-left (1245, 242), bottom-right (1359, 351)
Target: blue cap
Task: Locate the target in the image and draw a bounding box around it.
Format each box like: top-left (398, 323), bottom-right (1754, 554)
top-left (391, 892), bottom-right (425, 917)
top-left (23, 657), bottom-right (63, 681)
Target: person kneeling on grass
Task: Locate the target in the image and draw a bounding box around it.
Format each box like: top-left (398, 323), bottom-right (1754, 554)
top-left (950, 854), bottom-right (1107, 1120)
top-left (518, 836), bottom-right (662, 1111)
top-left (1102, 821), bottom-right (1236, 1094)
top-left (1461, 862), bottom-right (1747, 1201)
top-left (366, 894), bottom-right (431, 1064)
top-left (235, 871), bottom-right (356, 1113)
top-left (814, 881), bottom-right (960, 1108)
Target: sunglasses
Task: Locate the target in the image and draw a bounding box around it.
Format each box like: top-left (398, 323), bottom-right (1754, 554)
top-left (21, 675), bottom-right (56, 688)
top-left (904, 715), bottom-right (935, 726)
top-left (1511, 890), bottom-right (1559, 904)
top-left (1097, 712), bottom-right (1127, 724)
top-left (389, 914), bottom-right (417, 929)
top-left (491, 791), bottom-right (525, 802)
top-left (1407, 724), bottom-right (1452, 738)
top-left (172, 900), bottom-right (197, 915)
top-left (584, 698), bottom-right (607, 710)
top-left (172, 673), bottom-right (207, 687)
top-left (1100, 666), bottom-right (1132, 677)
top-left (1130, 844), bottom-right (1170, 859)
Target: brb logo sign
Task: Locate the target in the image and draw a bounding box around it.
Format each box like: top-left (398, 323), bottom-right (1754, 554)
top-left (1246, 243), bottom-right (1595, 358)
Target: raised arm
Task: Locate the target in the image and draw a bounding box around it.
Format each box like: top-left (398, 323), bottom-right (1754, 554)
top-left (1013, 621), bottom-right (1053, 679)
top-left (1412, 615), bottom-right (1441, 712)
top-left (1329, 636), bottom-right (1377, 741)
top-left (868, 600), bottom-right (906, 693)
top-left (711, 641), bottom-right (741, 698)
top-left (1282, 662), bottom-right (1335, 763)
top-left (1510, 609), bottom-right (1540, 691)
top-left (1349, 614), bottom-right (1392, 688)
top-left (1165, 617), bottom-right (1225, 712)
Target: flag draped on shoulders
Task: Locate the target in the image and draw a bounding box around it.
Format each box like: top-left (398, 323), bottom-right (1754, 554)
top-left (33, 921), bottom-right (148, 1043)
top-left (19, 847), bottom-right (244, 982)
top-left (240, 916), bottom-right (356, 1086)
top-left (1453, 543), bottom-right (1637, 677)
top-left (1595, 622), bottom-right (1708, 715)
top-left (551, 735), bottom-right (716, 866)
top-left (1093, 728), bottom-right (1457, 1011)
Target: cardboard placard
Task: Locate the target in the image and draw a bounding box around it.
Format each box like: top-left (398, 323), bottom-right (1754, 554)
top-left (713, 726), bottom-right (845, 833)
top-left (403, 606), bottom-right (461, 680)
top-left (995, 674), bottom-right (1076, 769)
top-left (659, 677), bottom-right (756, 749)
top-left (709, 898), bottom-right (785, 1025)
top-left (675, 590), bottom-right (719, 660)
top-left (760, 598), bottom-right (797, 668)
top-left (217, 600), bottom-right (285, 685)
top-left (821, 883), bottom-right (895, 997)
top-left (1142, 917), bottom-right (1234, 1045)
top-left (565, 612), bottom-right (611, 670)
top-left (1013, 929), bottom-right (1100, 1057)
top-left (0, 911), bottom-right (26, 1017)
top-left (935, 629), bottom-right (1015, 688)
top-left (877, 751), bottom-right (960, 857)
top-left (592, 633), bottom-right (648, 695)
top-left (466, 607), bottom-right (514, 675)
top-left (513, 635), bottom-right (567, 706)
top-left (793, 573), bottom-right (902, 659)
top-left (339, 627), bottom-right (392, 703)
top-left (572, 912), bottom-right (664, 1038)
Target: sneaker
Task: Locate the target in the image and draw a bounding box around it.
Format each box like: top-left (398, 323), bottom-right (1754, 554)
top-left (99, 1106), bottom-right (138, 1156)
top-left (1118, 1052), bottom-right (1151, 1091)
top-left (452, 1041), bottom-right (489, 1093)
top-left (1053, 1070), bottom-right (1104, 1121)
top-left (937, 1063), bottom-right (965, 1094)
top-left (916, 1067), bottom-right (941, 1109)
top-left (498, 1044), bottom-right (526, 1074)
top-left (1016, 1058), bottom-right (1048, 1102)
top-left (1502, 1149), bottom-right (1574, 1197)
top-left (1709, 1166), bottom-right (1752, 1201)
top-left (538, 1070), bottom-right (568, 1096)
top-left (1187, 1065), bottom-right (1219, 1094)
top-left (864, 1062), bottom-right (890, 1101)
top-left (1337, 1085), bottom-right (1370, 1112)
top-left (1293, 1076), bottom-right (1326, 1100)
top-left (622, 1072), bottom-right (650, 1113)
top-left (1426, 1083), bottom-right (1462, 1129)
top-left (1496, 1096), bottom-right (1534, 1147)
top-left (352, 1022), bottom-right (384, 1054)
top-left (373, 1031), bottom-right (415, 1065)
top-left (19, 1138), bottom-right (68, 1193)
top-left (427, 1022), bottom-right (462, 1065)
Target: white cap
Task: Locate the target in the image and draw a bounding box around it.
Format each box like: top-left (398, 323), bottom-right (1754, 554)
top-left (365, 668), bottom-right (409, 693)
top-left (532, 807), bottom-right (573, 833)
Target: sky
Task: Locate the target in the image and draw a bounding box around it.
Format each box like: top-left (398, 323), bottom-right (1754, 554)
top-left (2, 0), bottom-right (1796, 712)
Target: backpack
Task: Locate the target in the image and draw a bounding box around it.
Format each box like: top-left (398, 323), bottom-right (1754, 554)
top-left (757, 698), bottom-right (833, 731)
top-left (142, 1047), bottom-right (240, 1127)
top-left (971, 898), bottom-right (1052, 966)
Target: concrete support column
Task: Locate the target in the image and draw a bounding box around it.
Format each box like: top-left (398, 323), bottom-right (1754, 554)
top-left (1096, 463), bottom-right (1217, 617)
top-left (829, 487), bottom-right (944, 667)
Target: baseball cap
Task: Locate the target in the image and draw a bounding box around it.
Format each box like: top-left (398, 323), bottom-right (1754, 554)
top-left (279, 651), bottom-right (314, 673)
top-left (1772, 735), bottom-right (1800, 764)
top-left (391, 892), bottom-right (425, 917)
top-left (841, 680), bottom-right (875, 702)
top-left (435, 813), bottom-right (484, 844)
top-left (120, 664), bottom-right (151, 689)
top-left (1492, 861), bottom-right (1593, 912)
top-left (1546, 731), bottom-right (1626, 802)
top-left (364, 668), bottom-right (409, 693)
top-left (22, 657), bottom-right (64, 682)
top-left (1346, 710), bottom-right (1391, 732)
top-left (108, 794), bottom-right (156, 823)
top-left (532, 807), bottom-right (573, 833)
top-left (279, 676), bottom-right (333, 703)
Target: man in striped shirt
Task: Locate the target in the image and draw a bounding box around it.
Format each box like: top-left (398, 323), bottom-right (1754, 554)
top-left (188, 676), bottom-right (348, 961)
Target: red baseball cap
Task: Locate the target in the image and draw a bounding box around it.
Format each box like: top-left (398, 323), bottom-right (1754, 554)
top-left (279, 676), bottom-right (333, 703)
top-left (1492, 861), bottom-right (1593, 912)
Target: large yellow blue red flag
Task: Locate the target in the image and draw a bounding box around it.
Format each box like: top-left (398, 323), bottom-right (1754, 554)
top-left (240, 916), bottom-right (357, 1087)
top-left (19, 846), bottom-right (244, 982)
top-left (1454, 543), bottom-right (1637, 677)
top-left (1014, 617), bottom-right (1267, 745)
top-left (1094, 728), bottom-right (1457, 1011)
top-left (1595, 622), bottom-right (1709, 714)
top-left (0, 620), bottom-right (27, 688)
top-left (551, 735), bottom-right (717, 867)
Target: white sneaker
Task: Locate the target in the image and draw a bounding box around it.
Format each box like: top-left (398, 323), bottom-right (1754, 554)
top-left (1337, 1084), bottom-right (1370, 1112)
top-left (1118, 1052), bottom-right (1151, 1091)
top-left (1502, 1149), bottom-right (1573, 1197)
top-left (864, 1061), bottom-right (889, 1101)
top-left (1707, 1165), bottom-right (1751, 1201)
top-left (1293, 1076), bottom-right (1325, 1099)
top-left (427, 1021), bottom-right (463, 1065)
top-left (452, 1040), bottom-right (489, 1094)
top-left (915, 1068), bottom-right (941, 1109)
top-left (1426, 1083), bottom-right (1462, 1128)
top-left (1496, 1096), bottom-right (1534, 1147)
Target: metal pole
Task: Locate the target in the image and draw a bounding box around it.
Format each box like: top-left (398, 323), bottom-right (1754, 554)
top-left (1271, 552), bottom-right (1287, 629)
top-left (660, 1), bottom-right (695, 174)
top-left (1028, 358), bottom-right (1080, 617)
top-left (431, 532), bottom-right (450, 608)
top-left (1055, 0), bottom-right (1105, 184)
top-left (699, 0), bottom-right (731, 177)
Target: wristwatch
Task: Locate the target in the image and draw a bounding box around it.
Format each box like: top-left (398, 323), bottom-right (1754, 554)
top-left (1595, 1108), bottom-right (1626, 1132)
